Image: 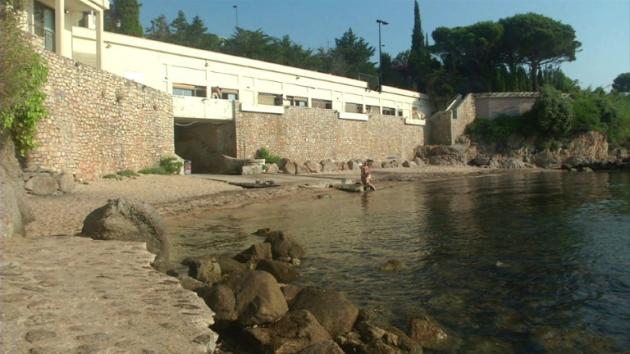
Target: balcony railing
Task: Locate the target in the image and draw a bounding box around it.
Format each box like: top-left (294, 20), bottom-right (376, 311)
top-left (33, 24), bottom-right (55, 52)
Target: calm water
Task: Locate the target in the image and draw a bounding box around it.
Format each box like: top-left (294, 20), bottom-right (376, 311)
top-left (168, 171), bottom-right (630, 353)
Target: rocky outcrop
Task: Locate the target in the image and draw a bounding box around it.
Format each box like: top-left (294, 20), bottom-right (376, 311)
top-left (304, 161), bottom-right (320, 173)
top-left (234, 242), bottom-right (273, 263)
top-left (0, 131), bottom-right (33, 238)
top-left (264, 231), bottom-right (306, 261)
top-left (280, 158), bottom-right (299, 175)
top-left (290, 287), bottom-right (359, 338)
top-left (299, 340), bottom-right (345, 354)
top-left (409, 314), bottom-right (453, 350)
top-left (182, 255), bottom-right (222, 284)
top-left (81, 198), bottom-right (171, 270)
top-left (256, 259), bottom-right (300, 283)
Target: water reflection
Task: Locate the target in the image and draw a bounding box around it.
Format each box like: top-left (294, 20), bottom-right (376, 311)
top-left (168, 171), bottom-right (630, 352)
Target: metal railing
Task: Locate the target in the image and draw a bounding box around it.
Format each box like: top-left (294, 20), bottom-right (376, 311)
top-left (33, 24), bottom-right (55, 52)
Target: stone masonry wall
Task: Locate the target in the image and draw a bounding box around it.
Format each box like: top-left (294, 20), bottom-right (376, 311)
top-left (235, 107), bottom-right (424, 162)
top-left (28, 48), bottom-right (174, 180)
top-left (450, 93), bottom-right (476, 143)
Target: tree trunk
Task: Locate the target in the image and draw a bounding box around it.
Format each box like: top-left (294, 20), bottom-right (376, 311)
top-left (531, 62), bottom-right (539, 91)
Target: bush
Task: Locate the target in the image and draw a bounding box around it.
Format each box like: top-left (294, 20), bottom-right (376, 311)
top-left (116, 169), bottom-right (139, 177)
top-left (466, 114), bottom-right (532, 146)
top-left (255, 147), bottom-right (281, 165)
top-left (531, 85), bottom-right (574, 137)
top-left (138, 166), bottom-right (168, 175)
top-left (159, 156), bottom-right (183, 174)
top-left (0, 1), bottom-right (48, 156)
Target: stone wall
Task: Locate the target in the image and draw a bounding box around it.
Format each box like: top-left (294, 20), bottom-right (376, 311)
top-left (234, 107), bottom-right (424, 162)
top-left (474, 93), bottom-right (538, 120)
top-left (450, 94), bottom-right (476, 143)
top-left (427, 94), bottom-right (475, 145)
top-left (28, 48), bottom-right (174, 180)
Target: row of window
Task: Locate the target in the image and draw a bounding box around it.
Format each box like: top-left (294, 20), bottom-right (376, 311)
top-left (171, 83), bottom-right (412, 116)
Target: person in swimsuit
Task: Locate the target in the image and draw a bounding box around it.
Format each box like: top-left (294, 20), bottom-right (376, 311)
top-left (360, 163), bottom-right (376, 191)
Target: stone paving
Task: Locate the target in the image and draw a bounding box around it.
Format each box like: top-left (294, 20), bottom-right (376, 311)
top-left (0, 236), bottom-right (217, 354)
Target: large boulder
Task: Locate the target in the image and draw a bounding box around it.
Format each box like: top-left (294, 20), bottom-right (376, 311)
top-left (216, 254), bottom-right (248, 275)
top-left (256, 259), bottom-right (300, 283)
top-left (280, 158), bottom-right (298, 175)
top-left (56, 172), bottom-right (76, 193)
top-left (266, 163), bottom-right (280, 174)
top-left (24, 173), bottom-right (58, 195)
top-left (417, 145), bottom-right (467, 166)
top-left (81, 198), bottom-right (171, 269)
top-left (234, 243), bottom-right (273, 263)
top-left (201, 283), bottom-right (237, 322)
top-left (218, 270), bottom-right (289, 326)
top-left (181, 255), bottom-right (222, 284)
top-left (409, 314), bottom-right (452, 350)
top-left (299, 341), bottom-right (345, 354)
top-left (533, 150), bottom-right (562, 169)
top-left (320, 160), bottom-right (337, 173)
top-left (0, 131), bottom-right (33, 238)
top-left (264, 231), bottom-right (306, 261)
top-left (500, 158), bottom-right (526, 169)
top-left (304, 161), bottom-right (320, 173)
top-left (290, 287), bottom-right (359, 338)
top-left (347, 160), bottom-right (362, 171)
top-left (245, 310), bottom-right (331, 354)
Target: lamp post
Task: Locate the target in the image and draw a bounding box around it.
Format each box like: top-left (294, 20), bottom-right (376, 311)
top-left (376, 19), bottom-right (389, 92)
top-left (233, 5), bottom-right (239, 28)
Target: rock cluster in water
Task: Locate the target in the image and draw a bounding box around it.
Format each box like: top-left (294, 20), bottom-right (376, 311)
top-left (176, 228), bottom-right (455, 354)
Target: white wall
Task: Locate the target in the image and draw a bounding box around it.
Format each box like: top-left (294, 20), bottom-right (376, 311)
top-left (70, 30), bottom-right (433, 122)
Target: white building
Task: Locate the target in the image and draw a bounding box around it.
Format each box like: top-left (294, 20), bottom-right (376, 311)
top-left (21, 0), bottom-right (432, 126)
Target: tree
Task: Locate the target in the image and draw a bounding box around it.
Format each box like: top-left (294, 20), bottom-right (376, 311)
top-left (145, 15), bottom-right (170, 42)
top-left (331, 28), bottom-right (376, 79)
top-left (500, 13), bottom-right (580, 90)
top-left (408, 0), bottom-right (431, 91)
top-left (108, 0), bottom-right (143, 37)
top-left (223, 28), bottom-right (277, 62)
top-left (531, 85), bottom-right (574, 136)
top-left (612, 73), bottom-right (630, 93)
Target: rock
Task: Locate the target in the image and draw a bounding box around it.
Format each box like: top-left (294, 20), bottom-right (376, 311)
top-left (533, 150), bottom-right (562, 169)
top-left (266, 163), bottom-right (280, 174)
top-left (402, 160), bottom-right (411, 167)
top-left (336, 331), bottom-right (368, 353)
top-left (299, 340), bottom-right (345, 354)
top-left (281, 284), bottom-right (303, 303)
top-left (56, 172), bottom-right (75, 193)
top-left (470, 155), bottom-right (490, 167)
top-left (414, 157), bottom-right (425, 167)
top-left (304, 161), bottom-right (320, 173)
top-left (337, 161), bottom-right (349, 171)
top-left (380, 259), bottom-right (404, 272)
top-left (181, 255), bottom-right (222, 284)
top-left (256, 259), bottom-right (300, 283)
top-left (384, 326), bottom-right (424, 354)
top-left (280, 158), bottom-right (298, 175)
top-left (0, 130), bottom-right (33, 238)
top-left (501, 158), bottom-right (525, 169)
top-left (264, 231), bottom-right (306, 261)
top-left (81, 198), bottom-right (171, 270)
top-left (320, 159), bottom-right (337, 173)
top-left (335, 183), bottom-right (364, 193)
top-left (224, 270), bottom-right (289, 326)
top-left (24, 174), bottom-right (58, 195)
top-left (562, 156), bottom-right (589, 169)
top-left (367, 160), bottom-right (381, 169)
top-left (234, 243), bottom-right (273, 263)
top-left (290, 287), bottom-right (359, 338)
top-left (200, 283), bottom-right (237, 323)
top-left (25, 329), bottom-right (56, 343)
top-left (417, 145), bottom-right (467, 166)
top-left (177, 275), bottom-right (206, 291)
top-left (245, 310), bottom-right (331, 354)
top-left (216, 254), bottom-right (248, 275)
top-left (381, 159), bottom-right (400, 168)
top-left (296, 164), bottom-right (309, 175)
top-left (581, 166), bottom-right (593, 173)
top-left (409, 314), bottom-right (452, 350)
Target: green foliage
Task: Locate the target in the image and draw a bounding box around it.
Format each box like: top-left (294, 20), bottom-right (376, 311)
top-left (531, 85), bottom-right (574, 136)
top-left (102, 173), bottom-right (119, 179)
top-left (160, 156), bottom-right (183, 174)
top-left (612, 73), bottom-right (630, 93)
top-left (255, 147), bottom-right (281, 165)
top-left (408, 0), bottom-right (431, 91)
top-left (116, 169), bottom-right (139, 177)
top-left (0, 2), bottom-right (48, 156)
top-left (138, 166), bottom-right (168, 175)
top-left (107, 0), bottom-right (143, 37)
top-left (467, 114), bottom-right (532, 146)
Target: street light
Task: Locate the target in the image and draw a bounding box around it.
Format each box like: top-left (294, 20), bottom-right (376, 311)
top-left (376, 19), bottom-right (389, 92)
top-left (233, 5), bottom-right (239, 28)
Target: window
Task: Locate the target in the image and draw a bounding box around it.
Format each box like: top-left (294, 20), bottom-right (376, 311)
top-left (397, 110), bottom-right (404, 117)
top-left (173, 84), bottom-right (207, 98)
top-left (345, 102), bottom-right (364, 113)
top-left (211, 87), bottom-right (239, 101)
top-left (258, 92), bottom-right (283, 106)
top-left (287, 96), bottom-right (308, 108)
top-left (34, 1), bottom-right (55, 51)
top-left (365, 105), bottom-right (380, 114)
top-left (382, 107), bottom-right (396, 116)
top-left (312, 99), bottom-right (332, 110)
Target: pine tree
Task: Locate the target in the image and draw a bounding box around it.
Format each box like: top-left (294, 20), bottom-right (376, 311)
top-left (408, 0), bottom-right (430, 92)
top-left (109, 0), bottom-right (143, 37)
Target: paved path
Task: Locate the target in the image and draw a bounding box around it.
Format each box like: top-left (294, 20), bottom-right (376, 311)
top-left (0, 236), bottom-right (217, 354)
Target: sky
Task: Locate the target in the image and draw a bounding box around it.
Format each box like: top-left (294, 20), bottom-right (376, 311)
top-left (138, 0), bottom-right (630, 89)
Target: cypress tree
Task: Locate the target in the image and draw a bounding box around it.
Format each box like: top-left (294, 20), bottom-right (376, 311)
top-left (111, 0), bottom-right (143, 37)
top-left (408, 0), bottom-right (430, 92)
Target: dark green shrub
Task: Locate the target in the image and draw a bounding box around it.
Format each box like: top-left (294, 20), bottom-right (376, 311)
top-left (138, 166), bottom-right (168, 175)
top-left (116, 169), bottom-right (139, 177)
top-left (159, 156), bottom-right (183, 174)
top-left (467, 114), bottom-right (532, 146)
top-left (255, 147), bottom-right (281, 164)
top-left (531, 85), bottom-right (574, 137)
top-left (103, 173), bottom-right (119, 179)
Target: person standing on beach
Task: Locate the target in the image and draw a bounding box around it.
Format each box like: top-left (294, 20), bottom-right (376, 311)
top-left (361, 163), bottom-right (376, 192)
